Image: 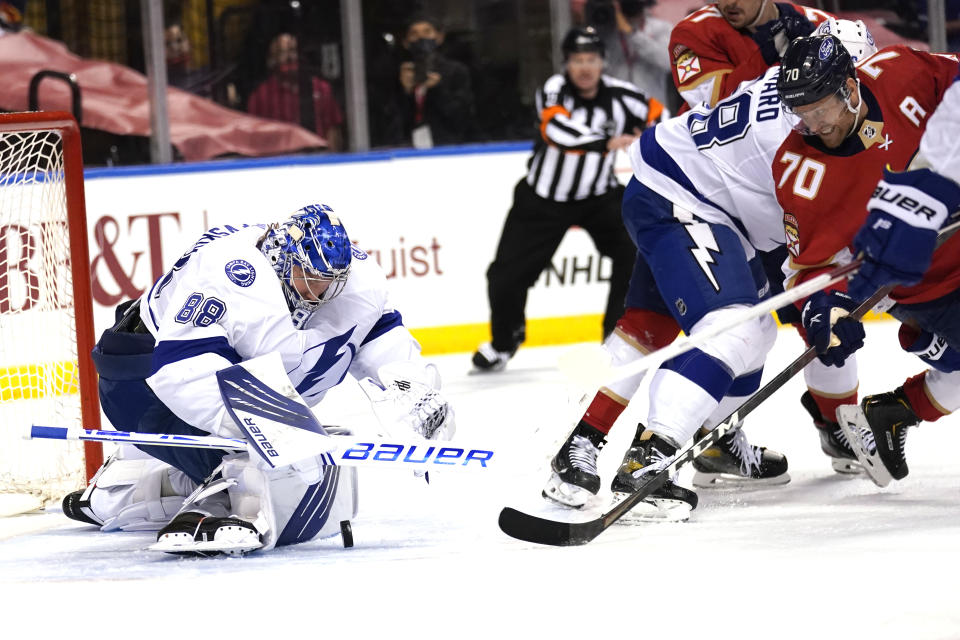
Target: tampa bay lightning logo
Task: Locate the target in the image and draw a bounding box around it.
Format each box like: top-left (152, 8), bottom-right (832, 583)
top-left (818, 38), bottom-right (834, 60)
top-left (296, 327), bottom-right (357, 398)
top-left (225, 259), bottom-right (256, 287)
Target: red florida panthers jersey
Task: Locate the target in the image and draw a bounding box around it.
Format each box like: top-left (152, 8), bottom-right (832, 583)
top-left (669, 2), bottom-right (830, 109)
top-left (773, 46), bottom-right (960, 305)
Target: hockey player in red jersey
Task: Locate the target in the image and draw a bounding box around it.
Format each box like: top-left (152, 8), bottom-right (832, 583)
top-left (670, 0), bottom-right (832, 110)
top-left (774, 33), bottom-right (960, 487)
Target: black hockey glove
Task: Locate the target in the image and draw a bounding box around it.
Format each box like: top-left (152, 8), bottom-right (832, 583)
top-left (801, 290), bottom-right (865, 367)
top-left (752, 10), bottom-right (814, 65)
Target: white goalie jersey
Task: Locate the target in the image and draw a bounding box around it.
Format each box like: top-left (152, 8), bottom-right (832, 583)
top-left (138, 224), bottom-right (421, 437)
top-left (627, 66), bottom-right (791, 256)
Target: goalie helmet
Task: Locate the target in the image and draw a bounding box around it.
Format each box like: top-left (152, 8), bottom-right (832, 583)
top-left (259, 204), bottom-right (352, 324)
top-left (813, 17), bottom-right (877, 63)
top-left (777, 34), bottom-right (856, 111)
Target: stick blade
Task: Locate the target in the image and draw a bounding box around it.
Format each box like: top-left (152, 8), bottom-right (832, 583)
top-left (556, 344), bottom-right (612, 389)
top-left (497, 507), bottom-right (602, 546)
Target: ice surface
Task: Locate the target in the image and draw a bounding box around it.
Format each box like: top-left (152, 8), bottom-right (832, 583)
top-left (2, 321), bottom-right (958, 639)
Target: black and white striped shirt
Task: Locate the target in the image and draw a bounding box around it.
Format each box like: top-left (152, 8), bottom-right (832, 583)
top-left (526, 73), bottom-right (663, 202)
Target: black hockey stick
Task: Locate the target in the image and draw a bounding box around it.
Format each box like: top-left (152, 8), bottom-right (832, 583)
top-left (499, 220), bottom-right (960, 546)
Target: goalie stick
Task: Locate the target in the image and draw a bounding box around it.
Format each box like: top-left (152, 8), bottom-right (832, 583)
top-left (28, 425), bottom-right (496, 472)
top-left (500, 220), bottom-right (960, 546)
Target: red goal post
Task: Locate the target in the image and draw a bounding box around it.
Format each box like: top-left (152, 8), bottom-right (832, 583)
top-left (0, 111), bottom-right (102, 512)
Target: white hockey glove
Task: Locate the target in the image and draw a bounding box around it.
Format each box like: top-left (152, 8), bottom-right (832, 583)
top-left (358, 361), bottom-right (456, 441)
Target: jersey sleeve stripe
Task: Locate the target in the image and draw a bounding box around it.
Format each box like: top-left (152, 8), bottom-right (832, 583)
top-left (361, 310), bottom-right (405, 346)
top-left (151, 336), bottom-right (242, 376)
top-left (540, 105), bottom-right (570, 140)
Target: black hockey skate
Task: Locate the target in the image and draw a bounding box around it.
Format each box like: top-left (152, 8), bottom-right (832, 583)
top-left (471, 342), bottom-right (518, 372)
top-left (801, 391), bottom-right (863, 474)
top-left (542, 421), bottom-right (606, 508)
top-left (692, 427), bottom-right (790, 487)
top-left (610, 425), bottom-right (698, 523)
top-left (837, 388), bottom-right (920, 488)
top-left (150, 511), bottom-right (263, 557)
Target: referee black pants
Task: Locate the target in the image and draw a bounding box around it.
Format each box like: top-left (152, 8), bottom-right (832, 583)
top-left (485, 179), bottom-right (635, 351)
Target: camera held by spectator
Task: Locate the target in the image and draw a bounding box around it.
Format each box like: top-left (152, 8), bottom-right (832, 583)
top-left (392, 14), bottom-right (476, 148)
top-left (408, 36), bottom-right (438, 85)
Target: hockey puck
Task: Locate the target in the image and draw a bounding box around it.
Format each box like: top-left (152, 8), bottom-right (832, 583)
top-left (340, 520), bottom-right (354, 548)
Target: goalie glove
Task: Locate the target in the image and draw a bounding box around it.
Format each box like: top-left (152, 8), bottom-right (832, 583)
top-left (849, 167), bottom-right (960, 302)
top-left (358, 361), bottom-right (456, 441)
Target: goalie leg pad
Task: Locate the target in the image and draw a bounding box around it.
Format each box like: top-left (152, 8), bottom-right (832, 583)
top-left (150, 450), bottom-right (358, 555)
top-left (71, 445), bottom-right (196, 532)
top-left (221, 449), bottom-right (359, 551)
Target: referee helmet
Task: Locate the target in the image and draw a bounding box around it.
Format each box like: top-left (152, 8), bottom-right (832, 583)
top-left (562, 26), bottom-right (604, 59)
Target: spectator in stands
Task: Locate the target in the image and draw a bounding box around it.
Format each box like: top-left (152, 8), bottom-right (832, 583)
top-left (392, 14), bottom-right (476, 148)
top-left (587, 0), bottom-right (673, 104)
top-left (247, 32), bottom-right (344, 152)
top-left (164, 21), bottom-right (215, 98)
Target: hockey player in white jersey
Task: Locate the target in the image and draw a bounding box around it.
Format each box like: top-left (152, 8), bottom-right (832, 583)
top-left (62, 204), bottom-right (455, 555)
top-left (544, 20), bottom-right (876, 517)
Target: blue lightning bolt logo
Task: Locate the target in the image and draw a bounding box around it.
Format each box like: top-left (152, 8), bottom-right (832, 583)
top-left (684, 221), bottom-right (721, 292)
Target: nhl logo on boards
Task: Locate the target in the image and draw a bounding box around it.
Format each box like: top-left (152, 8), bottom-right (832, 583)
top-left (225, 259), bottom-right (256, 287)
top-left (784, 214), bottom-right (801, 258)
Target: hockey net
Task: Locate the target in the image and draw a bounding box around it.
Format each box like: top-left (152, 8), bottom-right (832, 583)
top-left (0, 111), bottom-right (102, 515)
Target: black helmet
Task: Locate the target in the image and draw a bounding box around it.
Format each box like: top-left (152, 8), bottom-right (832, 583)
top-left (777, 34), bottom-right (855, 110)
top-left (562, 26), bottom-right (605, 59)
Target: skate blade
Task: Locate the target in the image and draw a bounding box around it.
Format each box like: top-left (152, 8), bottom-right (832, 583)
top-left (150, 532), bottom-right (262, 557)
top-left (830, 457), bottom-right (864, 475)
top-left (541, 473), bottom-right (593, 509)
top-left (611, 492), bottom-right (691, 523)
top-left (836, 406), bottom-right (893, 488)
top-left (692, 470), bottom-right (791, 489)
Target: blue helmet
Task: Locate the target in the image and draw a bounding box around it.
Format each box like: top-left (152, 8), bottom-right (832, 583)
top-left (260, 204), bottom-right (352, 321)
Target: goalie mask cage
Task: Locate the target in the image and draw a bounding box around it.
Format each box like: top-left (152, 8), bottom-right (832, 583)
top-left (0, 111), bottom-right (102, 514)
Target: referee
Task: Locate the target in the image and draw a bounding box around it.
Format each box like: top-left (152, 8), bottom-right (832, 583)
top-left (473, 26), bottom-right (666, 371)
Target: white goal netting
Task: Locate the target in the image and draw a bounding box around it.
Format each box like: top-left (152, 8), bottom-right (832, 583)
top-left (0, 126), bottom-right (88, 514)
